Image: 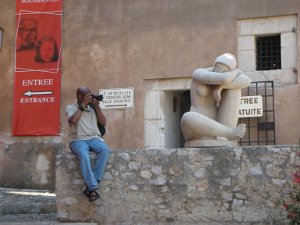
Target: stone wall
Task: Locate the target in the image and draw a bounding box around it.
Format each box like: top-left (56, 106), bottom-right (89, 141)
top-left (0, 138), bottom-right (62, 190)
top-left (56, 145), bottom-right (299, 224)
top-left (1, 1), bottom-right (300, 191)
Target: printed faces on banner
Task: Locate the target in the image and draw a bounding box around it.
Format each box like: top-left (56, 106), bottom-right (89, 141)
top-left (16, 11), bottom-right (61, 73)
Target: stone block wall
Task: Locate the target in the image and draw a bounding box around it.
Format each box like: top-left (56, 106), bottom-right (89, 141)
top-left (0, 138), bottom-right (62, 190)
top-left (56, 145), bottom-right (299, 224)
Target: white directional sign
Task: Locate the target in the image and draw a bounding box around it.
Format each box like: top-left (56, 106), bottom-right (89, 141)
top-left (99, 88), bottom-right (134, 109)
top-left (239, 96), bottom-right (263, 118)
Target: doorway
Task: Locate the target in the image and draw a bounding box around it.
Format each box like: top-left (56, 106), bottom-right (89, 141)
top-left (164, 90), bottom-right (190, 148)
top-left (144, 77), bottom-right (191, 149)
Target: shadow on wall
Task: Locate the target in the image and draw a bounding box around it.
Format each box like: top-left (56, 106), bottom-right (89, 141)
top-left (0, 140), bottom-right (62, 190)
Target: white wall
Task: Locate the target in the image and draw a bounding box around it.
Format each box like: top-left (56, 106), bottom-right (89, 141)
top-left (144, 78), bottom-right (190, 149)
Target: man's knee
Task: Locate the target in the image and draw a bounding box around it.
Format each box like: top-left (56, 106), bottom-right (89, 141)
top-left (94, 141), bottom-right (111, 156)
top-left (98, 140), bottom-right (111, 155)
top-left (76, 151), bottom-right (91, 161)
top-left (102, 146), bottom-right (112, 157)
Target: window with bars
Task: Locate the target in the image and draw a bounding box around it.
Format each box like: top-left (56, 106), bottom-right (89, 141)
top-left (256, 34), bottom-right (281, 71)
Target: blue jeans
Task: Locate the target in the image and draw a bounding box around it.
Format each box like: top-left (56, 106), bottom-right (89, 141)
top-left (70, 138), bottom-right (111, 192)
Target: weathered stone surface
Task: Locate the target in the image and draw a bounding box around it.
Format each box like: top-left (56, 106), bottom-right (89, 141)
top-left (0, 139), bottom-right (62, 190)
top-left (56, 145), bottom-right (298, 224)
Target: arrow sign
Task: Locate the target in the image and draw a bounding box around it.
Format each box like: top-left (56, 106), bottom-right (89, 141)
top-left (23, 90), bottom-right (53, 97)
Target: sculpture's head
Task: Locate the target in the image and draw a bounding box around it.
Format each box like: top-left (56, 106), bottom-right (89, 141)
top-left (213, 53), bottom-right (237, 72)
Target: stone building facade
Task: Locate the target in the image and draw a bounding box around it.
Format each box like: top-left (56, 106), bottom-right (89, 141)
top-left (0, 0), bottom-right (300, 189)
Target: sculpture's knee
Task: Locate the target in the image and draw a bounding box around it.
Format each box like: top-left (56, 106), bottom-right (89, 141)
top-left (181, 112), bottom-right (195, 141)
top-left (181, 111), bottom-right (214, 141)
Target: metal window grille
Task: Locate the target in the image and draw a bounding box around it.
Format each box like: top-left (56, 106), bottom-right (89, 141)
top-left (256, 35), bottom-right (281, 71)
top-left (238, 81), bottom-right (276, 146)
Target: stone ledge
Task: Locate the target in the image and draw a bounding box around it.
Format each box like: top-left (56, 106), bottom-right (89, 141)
top-left (184, 139), bottom-right (237, 147)
top-left (56, 145), bottom-right (298, 224)
top-left (0, 223), bottom-right (97, 225)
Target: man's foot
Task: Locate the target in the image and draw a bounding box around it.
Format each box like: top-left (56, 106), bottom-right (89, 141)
top-left (88, 190), bottom-right (100, 202)
top-left (83, 186), bottom-right (90, 197)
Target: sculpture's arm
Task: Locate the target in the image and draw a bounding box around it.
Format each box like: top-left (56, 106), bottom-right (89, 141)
top-left (192, 67), bottom-right (239, 85)
top-left (222, 70), bottom-right (252, 89)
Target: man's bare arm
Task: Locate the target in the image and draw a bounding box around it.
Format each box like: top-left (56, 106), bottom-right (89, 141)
top-left (68, 93), bottom-right (92, 125)
top-left (91, 99), bottom-right (106, 127)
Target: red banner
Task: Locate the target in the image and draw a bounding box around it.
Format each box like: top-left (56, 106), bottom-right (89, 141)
top-left (13, 0), bottom-right (62, 135)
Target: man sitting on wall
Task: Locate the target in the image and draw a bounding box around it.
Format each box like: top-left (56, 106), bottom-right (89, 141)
top-left (65, 87), bottom-right (111, 202)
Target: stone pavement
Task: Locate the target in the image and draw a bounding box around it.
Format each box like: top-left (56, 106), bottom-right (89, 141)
top-left (0, 187), bottom-right (97, 225)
